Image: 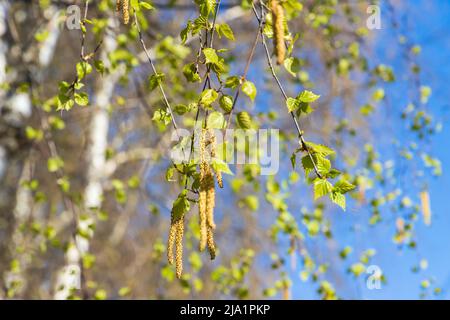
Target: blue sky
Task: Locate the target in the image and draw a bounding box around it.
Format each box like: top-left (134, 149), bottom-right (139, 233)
top-left (282, 0), bottom-right (450, 299)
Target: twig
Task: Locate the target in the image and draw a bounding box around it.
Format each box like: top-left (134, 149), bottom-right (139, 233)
top-left (253, 1), bottom-right (323, 179)
top-left (224, 19), bottom-right (262, 132)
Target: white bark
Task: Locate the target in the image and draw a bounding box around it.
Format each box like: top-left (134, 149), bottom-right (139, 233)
top-left (53, 18), bottom-right (123, 300)
top-left (3, 5), bottom-right (61, 298)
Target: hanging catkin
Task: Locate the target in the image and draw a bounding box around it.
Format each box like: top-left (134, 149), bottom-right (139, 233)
top-left (271, 0), bottom-right (285, 65)
top-left (199, 129), bottom-right (209, 251)
top-left (420, 190), bottom-right (431, 226)
top-left (175, 215), bottom-right (184, 278)
top-left (209, 129), bottom-right (223, 188)
top-left (167, 221), bottom-right (177, 265)
top-left (206, 226), bottom-right (216, 260)
top-left (117, 0), bottom-right (130, 25)
top-left (167, 206), bottom-right (185, 278)
top-left (198, 128), bottom-right (217, 259)
top-left (123, 0), bottom-right (130, 25)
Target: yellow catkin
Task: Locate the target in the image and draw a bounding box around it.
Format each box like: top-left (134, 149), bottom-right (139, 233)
top-left (420, 191), bottom-right (431, 226)
top-left (209, 129), bottom-right (223, 188)
top-left (122, 0), bottom-right (130, 25)
top-left (272, 0), bottom-right (285, 65)
top-left (199, 128), bottom-right (218, 255)
top-left (116, 0), bottom-right (122, 12)
top-left (199, 185), bottom-right (207, 251)
top-left (167, 221), bottom-right (177, 265)
top-left (206, 226), bottom-right (216, 260)
top-left (175, 216), bottom-right (184, 279)
top-left (199, 129), bottom-right (208, 251)
top-left (206, 173), bottom-right (216, 230)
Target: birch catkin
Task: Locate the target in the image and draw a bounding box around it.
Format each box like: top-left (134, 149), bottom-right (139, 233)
top-left (207, 227), bottom-right (216, 260)
top-left (199, 129), bottom-right (208, 251)
top-left (272, 0), bottom-right (286, 65)
top-left (198, 128), bottom-right (217, 258)
top-left (175, 216), bottom-right (184, 278)
top-left (117, 0), bottom-right (130, 25)
top-left (420, 190), bottom-right (431, 226)
top-left (122, 0), bottom-right (130, 25)
top-left (167, 221), bottom-right (177, 265)
top-left (209, 129), bottom-right (223, 188)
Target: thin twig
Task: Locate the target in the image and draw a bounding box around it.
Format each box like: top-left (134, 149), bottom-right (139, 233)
top-left (253, 1), bottom-right (323, 179)
top-left (224, 19), bottom-right (262, 132)
top-left (185, 0), bottom-right (222, 188)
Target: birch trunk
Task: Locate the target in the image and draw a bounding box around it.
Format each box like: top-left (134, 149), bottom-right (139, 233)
top-left (53, 17), bottom-right (122, 300)
top-left (2, 5), bottom-right (61, 298)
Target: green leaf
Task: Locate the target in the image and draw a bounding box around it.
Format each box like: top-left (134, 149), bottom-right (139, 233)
top-left (313, 178), bottom-right (333, 200)
top-left (290, 153), bottom-right (296, 169)
top-left (207, 111), bottom-right (225, 129)
top-left (180, 21), bottom-right (192, 44)
top-left (334, 180), bottom-right (355, 194)
top-left (297, 90), bottom-right (320, 103)
top-left (316, 156), bottom-right (331, 176)
top-left (47, 157), bottom-right (64, 173)
top-left (327, 168), bottom-right (341, 179)
top-left (211, 158), bottom-right (233, 175)
top-left (242, 81), bottom-right (257, 102)
top-left (225, 76), bottom-right (240, 89)
top-left (236, 111), bottom-right (252, 129)
top-left (306, 142), bottom-right (335, 156)
top-left (76, 61), bottom-right (92, 80)
top-left (94, 60), bottom-right (105, 75)
top-left (284, 57), bottom-right (301, 77)
top-left (139, 1), bottom-right (154, 10)
top-left (217, 23), bottom-right (235, 41)
top-left (200, 89), bottom-right (218, 106)
top-left (174, 104), bottom-right (189, 115)
top-left (286, 97), bottom-right (300, 112)
top-left (74, 92), bottom-right (89, 106)
top-left (149, 73), bottom-right (165, 91)
top-left (330, 191), bottom-right (346, 210)
top-left (203, 48), bottom-right (219, 65)
top-left (171, 190), bottom-right (190, 221)
top-left (219, 95), bottom-right (233, 113)
top-left (183, 63), bottom-right (201, 83)
top-left (372, 88), bottom-right (385, 101)
top-left (420, 86), bottom-right (432, 104)
top-left (301, 155), bottom-right (315, 176)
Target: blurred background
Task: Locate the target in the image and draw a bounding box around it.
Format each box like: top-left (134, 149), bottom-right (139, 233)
top-left (0, 0), bottom-right (448, 299)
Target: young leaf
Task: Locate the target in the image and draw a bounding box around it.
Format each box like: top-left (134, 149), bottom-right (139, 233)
top-left (211, 158), bottom-right (233, 175)
top-left (334, 180), bottom-right (356, 194)
top-left (297, 90), bottom-right (320, 103)
top-left (286, 97), bottom-right (300, 112)
top-left (313, 178), bottom-right (333, 200)
top-left (171, 190), bottom-right (190, 221)
top-left (203, 48), bottom-right (219, 65)
top-left (200, 89), bottom-right (218, 106)
top-left (330, 191), bottom-right (346, 210)
top-left (207, 112), bottom-right (225, 129)
top-left (242, 81), bottom-right (257, 102)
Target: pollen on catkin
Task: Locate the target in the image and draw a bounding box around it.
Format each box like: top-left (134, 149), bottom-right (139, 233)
top-left (206, 227), bottom-right (216, 260)
top-left (122, 0), bottom-right (130, 25)
top-left (272, 0), bottom-right (286, 65)
top-left (175, 216), bottom-right (184, 279)
top-left (206, 173), bottom-right (216, 230)
top-left (209, 129), bottom-right (223, 188)
top-left (167, 220), bottom-right (177, 265)
top-left (116, 0), bottom-right (122, 12)
top-left (199, 129), bottom-right (208, 251)
top-left (420, 190), bottom-right (431, 226)
top-left (199, 128), bottom-right (217, 258)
